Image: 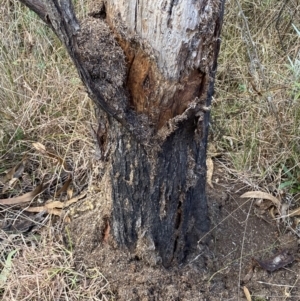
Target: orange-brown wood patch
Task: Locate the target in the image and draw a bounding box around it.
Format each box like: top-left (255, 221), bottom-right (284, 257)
top-left (108, 20), bottom-right (206, 130)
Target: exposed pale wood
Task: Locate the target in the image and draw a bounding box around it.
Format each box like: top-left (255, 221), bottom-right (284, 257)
top-left (105, 0), bottom-right (223, 129)
top-left (107, 0), bottom-right (219, 80)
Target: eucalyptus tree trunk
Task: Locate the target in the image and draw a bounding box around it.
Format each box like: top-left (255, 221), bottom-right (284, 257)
top-left (19, 0), bottom-right (225, 267)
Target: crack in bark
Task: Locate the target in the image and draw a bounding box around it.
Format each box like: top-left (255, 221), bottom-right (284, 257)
top-left (167, 0), bottom-right (178, 28)
top-left (134, 0), bottom-right (138, 32)
top-left (172, 200), bottom-right (182, 262)
top-left (169, 0), bottom-right (176, 15)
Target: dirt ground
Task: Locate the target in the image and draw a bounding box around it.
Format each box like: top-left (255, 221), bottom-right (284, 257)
top-left (1, 162), bottom-right (299, 300)
top-left (67, 165), bottom-right (300, 301)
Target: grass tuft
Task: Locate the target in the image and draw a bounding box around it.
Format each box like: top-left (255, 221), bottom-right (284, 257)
top-left (0, 231), bottom-right (114, 300)
top-left (0, 2), bottom-right (108, 299)
top-left (212, 0), bottom-right (300, 196)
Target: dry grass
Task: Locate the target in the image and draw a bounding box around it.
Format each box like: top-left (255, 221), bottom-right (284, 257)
top-left (0, 1), bottom-right (99, 197)
top-left (0, 0), bottom-right (300, 299)
top-left (0, 1), bottom-right (96, 163)
top-left (212, 0), bottom-right (300, 194)
top-left (0, 1), bottom-right (109, 300)
top-left (0, 230), bottom-right (113, 300)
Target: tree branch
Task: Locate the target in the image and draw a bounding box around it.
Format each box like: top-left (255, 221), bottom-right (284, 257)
top-left (18, 0), bottom-right (151, 141)
top-left (19, 0), bottom-right (49, 25)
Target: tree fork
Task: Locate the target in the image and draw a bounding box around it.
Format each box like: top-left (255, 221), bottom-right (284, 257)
top-left (18, 0), bottom-right (225, 266)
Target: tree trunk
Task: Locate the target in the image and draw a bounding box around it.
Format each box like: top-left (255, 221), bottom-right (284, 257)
top-left (18, 0), bottom-right (225, 267)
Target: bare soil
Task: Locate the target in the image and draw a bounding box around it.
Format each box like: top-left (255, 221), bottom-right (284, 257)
top-left (69, 167), bottom-right (300, 301)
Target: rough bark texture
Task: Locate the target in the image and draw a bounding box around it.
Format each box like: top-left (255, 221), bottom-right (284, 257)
top-left (18, 0), bottom-right (225, 266)
top-left (104, 0), bottom-right (223, 130)
top-left (110, 109), bottom-right (210, 266)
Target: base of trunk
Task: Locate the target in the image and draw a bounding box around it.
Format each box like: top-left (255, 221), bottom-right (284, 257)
top-left (110, 115), bottom-right (210, 266)
top-left (68, 96), bottom-right (211, 267)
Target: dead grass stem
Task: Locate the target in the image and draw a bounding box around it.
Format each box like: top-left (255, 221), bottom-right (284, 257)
top-left (212, 0), bottom-right (300, 193)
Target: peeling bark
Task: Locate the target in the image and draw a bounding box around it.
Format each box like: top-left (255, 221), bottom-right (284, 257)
top-left (18, 0), bottom-right (225, 266)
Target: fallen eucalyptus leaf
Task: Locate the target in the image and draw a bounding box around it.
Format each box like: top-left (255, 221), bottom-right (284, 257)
top-left (0, 180), bottom-right (46, 205)
top-left (25, 191), bottom-right (87, 215)
top-left (243, 286), bottom-right (252, 301)
top-left (206, 157), bottom-right (214, 188)
top-left (240, 191), bottom-right (281, 208)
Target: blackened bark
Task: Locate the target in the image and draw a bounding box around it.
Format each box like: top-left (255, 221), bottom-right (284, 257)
top-left (110, 101), bottom-right (211, 266)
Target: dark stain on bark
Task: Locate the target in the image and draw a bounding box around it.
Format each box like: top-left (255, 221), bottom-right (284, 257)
top-left (111, 111), bottom-right (210, 266)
